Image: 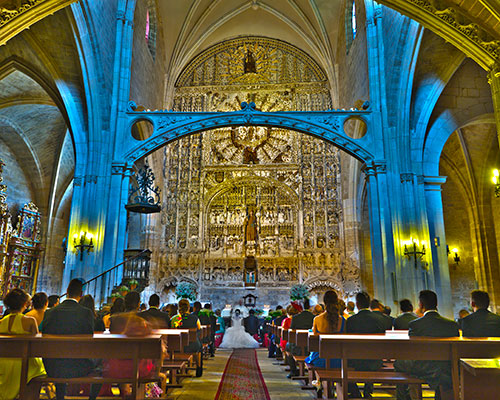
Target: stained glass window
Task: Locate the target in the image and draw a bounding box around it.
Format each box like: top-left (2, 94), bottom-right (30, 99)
top-left (352, 2), bottom-right (357, 39)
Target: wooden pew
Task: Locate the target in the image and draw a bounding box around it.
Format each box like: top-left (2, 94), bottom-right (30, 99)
top-left (317, 334), bottom-right (500, 400)
top-left (154, 329), bottom-right (189, 389)
top-left (0, 334), bottom-right (163, 400)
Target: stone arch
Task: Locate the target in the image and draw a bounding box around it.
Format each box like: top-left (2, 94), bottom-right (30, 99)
top-left (0, 0), bottom-right (77, 46)
top-left (122, 104), bottom-right (375, 165)
top-left (372, 0), bottom-right (499, 71)
top-left (304, 278), bottom-right (344, 295)
top-left (204, 175), bottom-right (300, 211)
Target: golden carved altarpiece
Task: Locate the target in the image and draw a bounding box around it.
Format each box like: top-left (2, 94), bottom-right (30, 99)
top-left (155, 37), bottom-right (360, 300)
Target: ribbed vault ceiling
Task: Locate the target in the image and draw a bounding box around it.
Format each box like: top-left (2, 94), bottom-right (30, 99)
top-left (159, 0), bottom-right (341, 88)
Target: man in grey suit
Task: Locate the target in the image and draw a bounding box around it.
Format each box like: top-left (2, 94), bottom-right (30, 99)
top-left (395, 290), bottom-right (459, 400)
top-left (393, 299), bottom-right (418, 330)
top-left (461, 290), bottom-right (500, 337)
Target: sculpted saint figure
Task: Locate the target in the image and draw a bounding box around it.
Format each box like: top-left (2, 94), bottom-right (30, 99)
top-left (244, 50), bottom-right (257, 74)
top-left (244, 209), bottom-right (258, 243)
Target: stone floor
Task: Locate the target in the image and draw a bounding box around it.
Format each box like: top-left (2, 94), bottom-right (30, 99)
top-left (167, 348), bottom-right (437, 399)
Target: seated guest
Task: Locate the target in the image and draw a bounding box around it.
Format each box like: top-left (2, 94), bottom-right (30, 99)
top-left (393, 299), bottom-right (418, 330)
top-left (26, 292), bottom-right (48, 326)
top-left (0, 289), bottom-right (46, 399)
top-left (305, 291), bottom-right (345, 370)
top-left (214, 308), bottom-right (225, 348)
top-left (102, 297), bottom-right (124, 329)
top-left (346, 291), bottom-right (385, 399)
top-left (370, 298), bottom-right (393, 330)
top-left (140, 303), bottom-right (147, 312)
top-left (79, 294), bottom-right (105, 332)
top-left (198, 303), bottom-right (217, 356)
top-left (395, 290), bottom-right (459, 400)
top-left (170, 299), bottom-right (203, 377)
top-left (269, 306), bottom-right (286, 358)
top-left (140, 294), bottom-right (170, 328)
top-left (346, 301), bottom-right (355, 317)
top-left (48, 295), bottom-right (60, 309)
top-left (41, 278), bottom-right (100, 400)
top-left (105, 291), bottom-right (155, 397)
top-left (312, 304), bottom-right (324, 316)
top-left (287, 298), bottom-right (314, 377)
top-left (166, 303), bottom-right (178, 319)
top-left (280, 304), bottom-right (300, 352)
top-left (461, 290), bottom-right (500, 337)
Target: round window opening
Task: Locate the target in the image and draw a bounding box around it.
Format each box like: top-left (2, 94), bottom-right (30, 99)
top-left (343, 116), bottom-right (367, 139)
top-left (131, 119), bottom-right (154, 141)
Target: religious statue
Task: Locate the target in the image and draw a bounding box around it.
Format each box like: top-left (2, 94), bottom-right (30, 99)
top-left (244, 209), bottom-right (258, 243)
top-left (244, 50), bottom-right (257, 74)
top-left (242, 146), bottom-right (259, 164)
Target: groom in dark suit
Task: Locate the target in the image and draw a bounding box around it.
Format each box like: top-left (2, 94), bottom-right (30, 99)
top-left (41, 278), bottom-right (100, 400)
top-left (346, 291), bottom-right (385, 398)
top-left (395, 290), bottom-right (459, 400)
top-left (461, 290), bottom-right (500, 337)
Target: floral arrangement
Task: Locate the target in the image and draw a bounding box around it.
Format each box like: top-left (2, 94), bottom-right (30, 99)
top-left (111, 292), bottom-right (122, 298)
top-left (290, 284), bottom-right (310, 301)
top-left (268, 310), bottom-right (283, 318)
top-left (199, 309), bottom-right (214, 317)
top-left (175, 281), bottom-right (197, 301)
top-left (253, 308), bottom-right (264, 316)
top-left (128, 278), bottom-right (139, 289)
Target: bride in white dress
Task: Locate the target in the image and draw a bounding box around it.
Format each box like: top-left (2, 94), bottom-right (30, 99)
top-left (219, 309), bottom-right (260, 349)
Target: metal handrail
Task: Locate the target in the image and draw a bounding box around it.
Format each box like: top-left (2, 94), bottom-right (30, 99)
top-left (59, 249), bottom-right (149, 298)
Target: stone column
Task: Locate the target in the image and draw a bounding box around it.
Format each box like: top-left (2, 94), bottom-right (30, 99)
top-left (488, 63), bottom-right (500, 147)
top-left (364, 161), bottom-right (395, 307)
top-left (99, 163), bottom-right (132, 300)
top-left (424, 176), bottom-right (453, 318)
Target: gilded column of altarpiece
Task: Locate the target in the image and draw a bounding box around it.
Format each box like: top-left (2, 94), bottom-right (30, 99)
top-left (154, 37), bottom-right (360, 304)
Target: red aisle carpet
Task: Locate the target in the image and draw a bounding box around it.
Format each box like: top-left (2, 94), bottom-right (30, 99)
top-left (214, 349), bottom-right (271, 400)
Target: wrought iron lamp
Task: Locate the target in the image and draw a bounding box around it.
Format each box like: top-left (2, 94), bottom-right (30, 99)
top-left (493, 169), bottom-right (500, 197)
top-left (73, 231), bottom-right (94, 261)
top-left (125, 163), bottom-right (161, 214)
top-left (447, 245), bottom-right (460, 266)
top-left (404, 239), bottom-right (426, 269)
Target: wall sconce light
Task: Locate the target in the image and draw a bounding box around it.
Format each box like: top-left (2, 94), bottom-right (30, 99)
top-left (73, 231), bottom-right (94, 261)
top-left (447, 245), bottom-right (460, 266)
top-left (404, 239), bottom-right (426, 269)
top-left (492, 169), bottom-right (500, 197)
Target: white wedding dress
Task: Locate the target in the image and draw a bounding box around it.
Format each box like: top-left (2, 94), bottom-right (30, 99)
top-left (219, 313), bottom-right (260, 349)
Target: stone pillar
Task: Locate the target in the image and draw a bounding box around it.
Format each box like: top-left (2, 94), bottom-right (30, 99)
top-left (100, 162), bottom-right (132, 298)
top-left (364, 161), bottom-right (395, 307)
top-left (424, 176), bottom-right (453, 318)
top-left (488, 63), bottom-right (500, 147)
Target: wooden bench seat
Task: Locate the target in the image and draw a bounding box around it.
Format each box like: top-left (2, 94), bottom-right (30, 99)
top-left (315, 369), bottom-right (425, 384)
top-left (0, 334), bottom-right (163, 400)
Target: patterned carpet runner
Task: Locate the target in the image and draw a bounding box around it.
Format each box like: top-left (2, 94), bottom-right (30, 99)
top-left (215, 349), bottom-right (271, 400)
